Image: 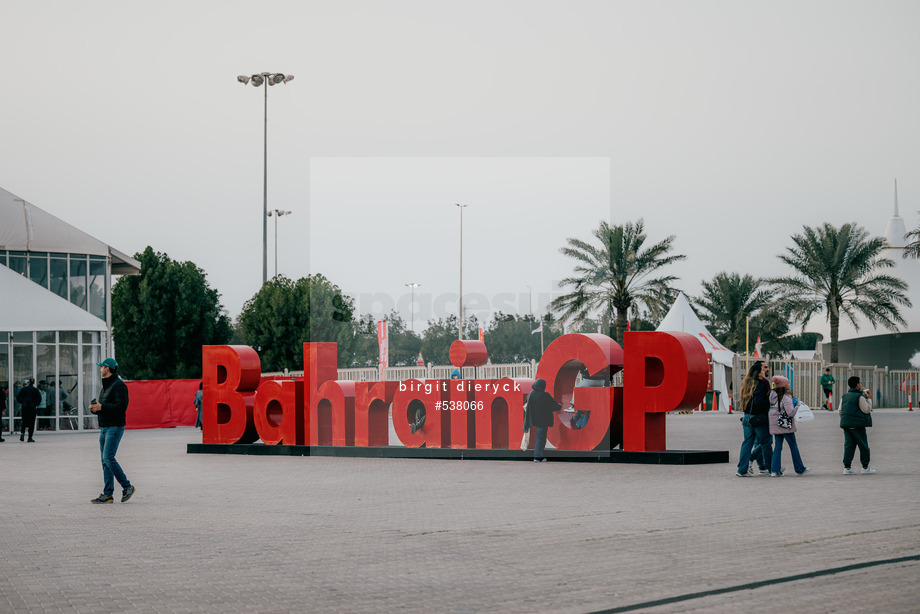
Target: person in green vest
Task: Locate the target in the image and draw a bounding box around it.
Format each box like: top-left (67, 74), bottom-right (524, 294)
top-left (839, 375), bottom-right (875, 475)
top-left (820, 368), bottom-right (835, 410)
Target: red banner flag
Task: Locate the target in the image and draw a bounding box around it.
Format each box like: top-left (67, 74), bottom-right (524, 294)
top-left (377, 320), bottom-right (389, 369)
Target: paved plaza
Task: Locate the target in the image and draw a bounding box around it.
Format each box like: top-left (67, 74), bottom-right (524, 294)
top-left (1, 408), bottom-right (918, 613)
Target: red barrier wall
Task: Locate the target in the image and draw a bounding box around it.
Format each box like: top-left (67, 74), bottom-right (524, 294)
top-left (125, 379), bottom-right (201, 429)
top-left (126, 377), bottom-right (298, 430)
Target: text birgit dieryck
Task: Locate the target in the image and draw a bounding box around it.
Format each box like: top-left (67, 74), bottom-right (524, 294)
top-left (399, 381), bottom-right (521, 395)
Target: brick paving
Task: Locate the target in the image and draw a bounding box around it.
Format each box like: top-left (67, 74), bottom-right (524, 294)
top-left (0, 408), bottom-right (918, 613)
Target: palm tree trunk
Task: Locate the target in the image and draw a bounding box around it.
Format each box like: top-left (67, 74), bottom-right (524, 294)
top-left (829, 311), bottom-right (839, 363)
top-left (616, 308), bottom-right (628, 346)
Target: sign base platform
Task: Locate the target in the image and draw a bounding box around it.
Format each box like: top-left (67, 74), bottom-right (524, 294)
top-left (187, 444), bottom-right (728, 464)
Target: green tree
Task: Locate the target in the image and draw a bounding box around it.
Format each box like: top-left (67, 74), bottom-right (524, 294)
top-left (693, 272), bottom-right (773, 352)
top-left (761, 332), bottom-right (824, 356)
top-left (549, 219), bottom-right (685, 345)
top-left (111, 246), bottom-right (232, 379)
top-left (770, 223), bottom-right (911, 362)
top-left (419, 314), bottom-right (480, 365)
top-left (350, 314), bottom-right (379, 368)
top-left (237, 274), bottom-right (355, 372)
top-left (484, 313), bottom-right (541, 363)
top-left (420, 315), bottom-right (459, 366)
top-left (386, 312), bottom-right (423, 366)
top-left (484, 312), bottom-right (563, 363)
top-left (350, 312), bottom-right (425, 368)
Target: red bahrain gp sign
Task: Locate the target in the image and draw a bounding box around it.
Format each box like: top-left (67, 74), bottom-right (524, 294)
top-left (201, 332), bottom-right (709, 452)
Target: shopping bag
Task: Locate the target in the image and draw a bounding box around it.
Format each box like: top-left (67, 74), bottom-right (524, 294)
top-left (795, 404), bottom-right (815, 423)
top-left (520, 430), bottom-right (531, 450)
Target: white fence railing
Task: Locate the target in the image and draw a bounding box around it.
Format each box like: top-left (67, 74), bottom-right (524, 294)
top-left (266, 363), bottom-right (538, 383)
top-left (268, 358), bottom-right (916, 409)
top-left (732, 355), bottom-right (916, 409)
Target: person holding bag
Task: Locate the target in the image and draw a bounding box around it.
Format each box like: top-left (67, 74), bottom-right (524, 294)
top-left (768, 375), bottom-right (808, 477)
top-left (523, 378), bottom-right (562, 462)
top-left (735, 361), bottom-right (773, 477)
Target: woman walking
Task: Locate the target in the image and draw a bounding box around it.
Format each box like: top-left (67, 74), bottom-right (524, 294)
top-left (768, 375), bottom-right (808, 477)
top-left (735, 361), bottom-right (773, 477)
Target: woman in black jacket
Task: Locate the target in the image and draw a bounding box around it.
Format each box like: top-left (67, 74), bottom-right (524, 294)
top-left (523, 378), bottom-right (562, 462)
top-left (735, 361), bottom-right (774, 476)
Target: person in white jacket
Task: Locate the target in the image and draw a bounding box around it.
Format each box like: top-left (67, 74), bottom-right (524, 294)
top-left (768, 375), bottom-right (808, 477)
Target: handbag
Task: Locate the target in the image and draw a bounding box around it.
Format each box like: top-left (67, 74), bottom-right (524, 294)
top-left (777, 405), bottom-right (794, 430)
top-left (520, 430), bottom-right (531, 450)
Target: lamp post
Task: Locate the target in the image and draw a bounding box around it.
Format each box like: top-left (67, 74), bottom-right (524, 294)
top-left (236, 71), bottom-right (294, 285)
top-left (405, 282), bottom-right (421, 333)
top-left (267, 209), bottom-right (292, 278)
top-left (455, 203), bottom-right (468, 340)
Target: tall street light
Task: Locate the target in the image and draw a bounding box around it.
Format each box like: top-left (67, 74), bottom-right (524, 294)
top-left (405, 282), bottom-right (421, 333)
top-left (237, 71), bottom-right (294, 285)
top-left (267, 209), bottom-right (292, 278)
top-left (455, 203), bottom-right (468, 340)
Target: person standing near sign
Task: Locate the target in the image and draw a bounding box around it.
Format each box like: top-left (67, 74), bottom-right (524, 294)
top-left (16, 378), bottom-right (41, 442)
top-left (89, 358), bottom-right (136, 504)
top-left (523, 378), bottom-right (562, 462)
top-left (768, 375), bottom-right (807, 476)
top-left (840, 375), bottom-right (875, 475)
top-left (820, 368), bottom-right (835, 410)
top-left (194, 382), bottom-right (204, 429)
top-left (735, 361), bottom-right (773, 477)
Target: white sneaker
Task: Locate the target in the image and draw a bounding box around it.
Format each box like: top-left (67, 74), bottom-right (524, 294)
top-left (797, 468), bottom-right (810, 475)
top-left (770, 472), bottom-right (782, 477)
top-left (843, 468), bottom-right (858, 475)
top-left (861, 466), bottom-right (876, 474)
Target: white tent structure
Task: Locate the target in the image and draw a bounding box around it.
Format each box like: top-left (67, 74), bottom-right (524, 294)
top-left (0, 265), bottom-right (107, 332)
top-left (657, 292), bottom-right (735, 412)
top-left (0, 187), bottom-right (140, 275)
top-left (1, 186), bottom-right (140, 433)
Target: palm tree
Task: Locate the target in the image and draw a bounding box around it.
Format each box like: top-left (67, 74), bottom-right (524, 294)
top-left (904, 213), bottom-right (920, 258)
top-left (693, 272), bottom-right (772, 352)
top-left (548, 219), bottom-right (685, 346)
top-left (769, 222), bottom-right (911, 362)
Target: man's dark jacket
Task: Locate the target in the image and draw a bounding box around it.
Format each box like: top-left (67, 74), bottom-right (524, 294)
top-left (524, 379), bottom-right (562, 428)
top-left (97, 374), bottom-right (129, 427)
top-left (16, 384), bottom-right (41, 410)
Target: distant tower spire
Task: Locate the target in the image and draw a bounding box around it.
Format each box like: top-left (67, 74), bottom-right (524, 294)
top-left (885, 178), bottom-right (907, 248)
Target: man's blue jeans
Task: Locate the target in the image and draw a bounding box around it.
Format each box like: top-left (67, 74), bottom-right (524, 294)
top-left (99, 426), bottom-right (131, 496)
top-left (737, 414), bottom-right (773, 473)
top-left (534, 427), bottom-right (548, 461)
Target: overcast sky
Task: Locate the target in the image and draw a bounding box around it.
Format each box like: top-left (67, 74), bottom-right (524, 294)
top-left (2, 1), bottom-right (918, 332)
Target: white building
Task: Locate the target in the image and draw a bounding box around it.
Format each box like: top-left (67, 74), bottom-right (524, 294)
top-left (817, 181), bottom-right (920, 369)
top-left (0, 187), bottom-right (140, 434)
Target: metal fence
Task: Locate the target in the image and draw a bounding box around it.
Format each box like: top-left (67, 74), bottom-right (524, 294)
top-left (731, 355), bottom-right (917, 409)
top-left (268, 362), bottom-right (538, 383)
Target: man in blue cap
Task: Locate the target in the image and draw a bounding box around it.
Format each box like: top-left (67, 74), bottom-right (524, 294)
top-left (89, 358), bottom-right (135, 504)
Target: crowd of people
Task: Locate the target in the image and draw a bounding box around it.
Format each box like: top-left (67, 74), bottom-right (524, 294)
top-left (735, 360), bottom-right (875, 477)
